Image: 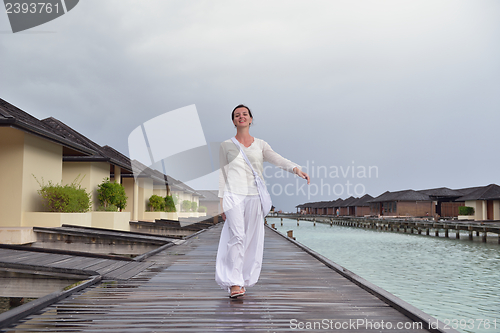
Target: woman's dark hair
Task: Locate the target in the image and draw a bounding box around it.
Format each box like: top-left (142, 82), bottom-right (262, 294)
top-left (231, 104), bottom-right (253, 120)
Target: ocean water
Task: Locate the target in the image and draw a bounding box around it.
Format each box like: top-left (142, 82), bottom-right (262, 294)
top-left (271, 218), bottom-right (500, 333)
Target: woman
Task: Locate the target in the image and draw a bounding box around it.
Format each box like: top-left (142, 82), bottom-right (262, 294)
top-left (215, 104), bottom-right (310, 298)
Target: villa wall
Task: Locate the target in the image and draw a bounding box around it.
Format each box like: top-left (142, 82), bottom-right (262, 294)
top-left (396, 201), bottom-right (434, 217)
top-left (62, 161), bottom-right (110, 211)
top-left (355, 206), bottom-right (370, 217)
top-left (138, 178), bottom-right (153, 219)
top-left (122, 177), bottom-right (136, 217)
top-left (465, 200), bottom-right (500, 221)
top-left (466, 200), bottom-right (482, 221)
top-left (22, 133), bottom-right (63, 218)
top-left (0, 128), bottom-right (24, 227)
top-left (153, 187), bottom-right (167, 197)
top-left (0, 128), bottom-right (62, 227)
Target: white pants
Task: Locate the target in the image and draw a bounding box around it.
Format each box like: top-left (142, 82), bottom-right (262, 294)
top-left (215, 192), bottom-right (265, 293)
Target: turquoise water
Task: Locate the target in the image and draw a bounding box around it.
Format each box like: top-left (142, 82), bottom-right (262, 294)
top-left (271, 218), bottom-right (500, 333)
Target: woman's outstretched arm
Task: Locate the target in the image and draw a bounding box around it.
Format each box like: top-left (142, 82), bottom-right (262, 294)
top-left (263, 141), bottom-right (310, 184)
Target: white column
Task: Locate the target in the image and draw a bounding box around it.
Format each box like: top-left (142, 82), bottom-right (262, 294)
top-left (494, 200), bottom-right (500, 220)
top-left (482, 201), bottom-right (487, 220)
top-left (133, 180), bottom-right (139, 221)
top-left (115, 166), bottom-right (121, 184)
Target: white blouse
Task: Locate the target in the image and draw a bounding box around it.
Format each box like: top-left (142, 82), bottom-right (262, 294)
top-left (218, 137), bottom-right (301, 198)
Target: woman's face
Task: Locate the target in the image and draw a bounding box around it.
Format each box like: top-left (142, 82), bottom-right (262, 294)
top-left (233, 107), bottom-right (252, 128)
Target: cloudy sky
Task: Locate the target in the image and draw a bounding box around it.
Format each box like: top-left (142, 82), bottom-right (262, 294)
top-left (1, 0), bottom-right (499, 211)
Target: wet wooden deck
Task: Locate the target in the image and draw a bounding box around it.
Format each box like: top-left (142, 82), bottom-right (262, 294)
top-left (4, 223), bottom-right (442, 332)
top-left (0, 248), bottom-right (153, 281)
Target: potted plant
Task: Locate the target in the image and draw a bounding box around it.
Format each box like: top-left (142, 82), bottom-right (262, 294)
top-left (92, 178), bottom-right (130, 231)
top-left (36, 175), bottom-right (92, 213)
top-left (143, 194), bottom-right (178, 221)
top-left (148, 194), bottom-right (165, 211)
top-left (165, 195), bottom-right (176, 212)
top-left (97, 178), bottom-right (127, 211)
top-left (27, 175), bottom-right (93, 228)
top-left (458, 206), bottom-right (475, 220)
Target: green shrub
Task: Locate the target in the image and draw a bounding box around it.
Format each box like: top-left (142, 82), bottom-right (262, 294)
top-left (182, 200), bottom-right (192, 212)
top-left (191, 201), bottom-right (198, 212)
top-left (97, 178), bottom-right (127, 211)
top-left (97, 204), bottom-right (119, 212)
top-left (459, 206), bottom-right (475, 215)
top-left (35, 175), bottom-right (91, 213)
top-left (149, 194), bottom-right (165, 211)
top-left (165, 195), bottom-right (176, 212)
top-left (198, 205), bottom-right (207, 213)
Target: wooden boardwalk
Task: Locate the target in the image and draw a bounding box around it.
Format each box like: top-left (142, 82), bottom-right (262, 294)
top-left (288, 214), bottom-right (500, 243)
top-left (0, 248), bottom-right (153, 280)
top-left (3, 223), bottom-right (447, 332)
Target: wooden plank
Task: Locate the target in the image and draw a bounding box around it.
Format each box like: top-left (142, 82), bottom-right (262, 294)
top-left (95, 261), bottom-right (129, 276)
top-left (0, 243), bottom-right (134, 261)
top-left (0, 249), bottom-right (28, 260)
top-left (14, 253), bottom-right (56, 265)
top-left (0, 250), bottom-right (39, 262)
top-left (27, 254), bottom-right (73, 266)
top-left (67, 257), bottom-right (105, 270)
top-left (77, 258), bottom-right (108, 271)
top-left (46, 257), bottom-right (88, 269)
top-left (104, 262), bottom-right (153, 280)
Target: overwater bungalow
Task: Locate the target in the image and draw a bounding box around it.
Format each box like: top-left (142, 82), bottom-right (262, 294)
top-left (339, 196), bottom-right (357, 216)
top-left (368, 187), bottom-right (480, 218)
top-left (455, 184), bottom-right (500, 221)
top-left (348, 194), bottom-right (373, 217)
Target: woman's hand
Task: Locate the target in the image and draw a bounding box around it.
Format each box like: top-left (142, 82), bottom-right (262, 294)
top-left (293, 167), bottom-right (310, 185)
